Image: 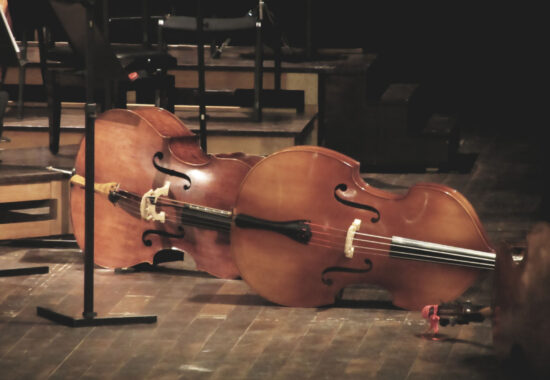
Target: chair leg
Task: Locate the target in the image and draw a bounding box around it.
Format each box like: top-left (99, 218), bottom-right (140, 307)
top-left (274, 43), bottom-right (282, 92)
top-left (103, 79), bottom-right (114, 110)
top-left (197, 41), bottom-right (207, 152)
top-left (17, 64), bottom-right (26, 119)
top-left (48, 104), bottom-right (61, 155)
top-left (17, 31), bottom-right (29, 120)
top-left (253, 5), bottom-right (264, 123)
top-left (158, 73), bottom-right (175, 113)
top-left (0, 90), bottom-right (9, 143)
top-left (196, 1), bottom-right (207, 152)
top-left (46, 71), bottom-right (61, 155)
top-left (114, 80), bottom-right (127, 109)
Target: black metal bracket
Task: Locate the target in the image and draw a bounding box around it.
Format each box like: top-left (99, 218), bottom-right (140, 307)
top-left (36, 306), bottom-right (156, 327)
top-left (0, 267), bottom-right (49, 277)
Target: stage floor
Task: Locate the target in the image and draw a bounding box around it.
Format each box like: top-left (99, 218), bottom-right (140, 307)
top-left (1, 119), bottom-right (547, 379)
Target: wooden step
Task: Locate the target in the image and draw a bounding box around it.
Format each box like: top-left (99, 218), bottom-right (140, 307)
top-left (0, 145), bottom-right (75, 240)
top-left (176, 107), bottom-right (317, 155)
top-left (0, 104), bottom-right (317, 156)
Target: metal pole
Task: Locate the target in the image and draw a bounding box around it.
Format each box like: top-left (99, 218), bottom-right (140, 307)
top-left (83, 0), bottom-right (97, 319)
top-left (197, 0), bottom-right (207, 152)
top-left (253, 0), bottom-right (263, 122)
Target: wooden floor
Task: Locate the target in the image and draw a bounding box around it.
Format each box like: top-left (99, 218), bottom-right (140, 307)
top-left (1, 108), bottom-right (548, 379)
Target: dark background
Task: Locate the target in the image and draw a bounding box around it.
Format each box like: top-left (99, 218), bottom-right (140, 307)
top-left (99, 1), bottom-right (526, 134)
top-left (7, 1), bottom-right (543, 215)
top-left (9, 1), bottom-right (525, 135)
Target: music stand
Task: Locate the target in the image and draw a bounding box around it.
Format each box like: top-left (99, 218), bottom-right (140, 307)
top-left (0, 7), bottom-right (49, 277)
top-left (36, 0), bottom-right (156, 327)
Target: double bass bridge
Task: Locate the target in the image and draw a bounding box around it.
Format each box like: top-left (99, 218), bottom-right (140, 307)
top-left (140, 181), bottom-right (171, 223)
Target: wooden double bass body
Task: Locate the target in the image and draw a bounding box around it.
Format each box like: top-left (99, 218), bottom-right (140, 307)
top-left (231, 146), bottom-right (495, 310)
top-left (70, 107), bottom-right (260, 278)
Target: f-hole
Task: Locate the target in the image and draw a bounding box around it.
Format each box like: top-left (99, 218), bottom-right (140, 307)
top-left (321, 259), bottom-right (373, 286)
top-left (334, 184), bottom-right (380, 223)
top-left (142, 226), bottom-right (186, 247)
top-left (153, 152), bottom-right (192, 190)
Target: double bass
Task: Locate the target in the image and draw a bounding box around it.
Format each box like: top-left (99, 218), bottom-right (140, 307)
top-left (70, 107), bottom-right (261, 278)
top-left (76, 129), bottom-right (495, 310)
top-left (229, 145), bottom-right (496, 310)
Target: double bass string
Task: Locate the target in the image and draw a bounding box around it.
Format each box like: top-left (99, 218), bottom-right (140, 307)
top-left (309, 222), bottom-right (392, 241)
top-left (104, 190), bottom-right (444, 264)
top-left (93, 189), bottom-right (179, 225)
top-left (307, 222), bottom-right (494, 268)
top-left (306, 231), bottom-right (487, 267)
top-left (105, 189), bottom-right (494, 268)
top-left (104, 190), bottom-right (228, 230)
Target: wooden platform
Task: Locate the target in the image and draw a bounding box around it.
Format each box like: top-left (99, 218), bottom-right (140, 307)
top-left (1, 104), bottom-right (317, 156)
top-left (0, 43), bottom-right (367, 107)
top-left (0, 44), bottom-right (372, 152)
top-left (0, 144), bottom-right (76, 240)
top-left (1, 124), bottom-right (549, 379)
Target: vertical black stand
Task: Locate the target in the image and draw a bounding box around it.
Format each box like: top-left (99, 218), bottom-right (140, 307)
top-left (253, 0), bottom-right (263, 122)
top-left (36, 0), bottom-right (156, 327)
top-left (196, 0), bottom-right (207, 152)
top-left (305, 0), bottom-right (313, 60)
top-left (16, 30), bottom-right (27, 119)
